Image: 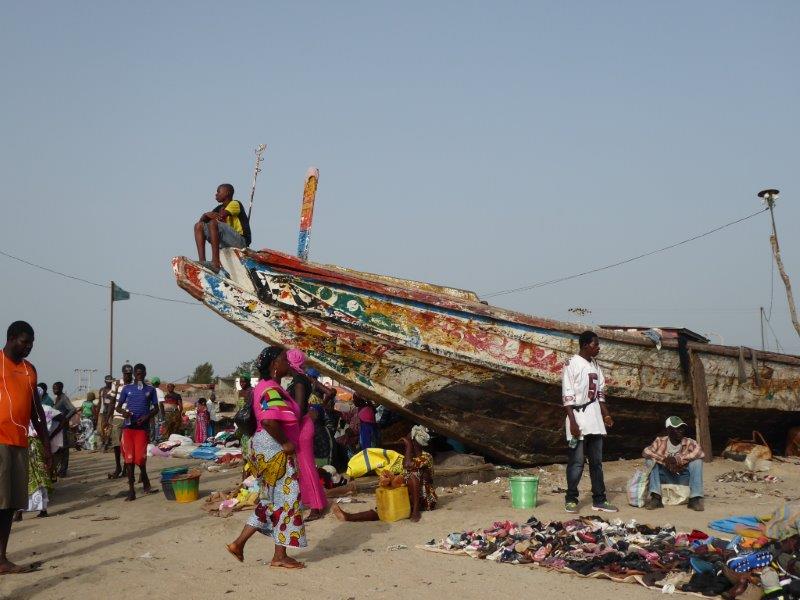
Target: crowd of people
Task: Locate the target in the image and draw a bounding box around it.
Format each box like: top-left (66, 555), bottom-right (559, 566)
top-left (0, 317), bottom-right (713, 575)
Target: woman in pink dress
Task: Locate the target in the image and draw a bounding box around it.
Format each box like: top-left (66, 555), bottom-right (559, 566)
top-left (286, 349), bottom-right (328, 521)
top-left (226, 346), bottom-right (307, 569)
top-left (193, 398), bottom-right (210, 444)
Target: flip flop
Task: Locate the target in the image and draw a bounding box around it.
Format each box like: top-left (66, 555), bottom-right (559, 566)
top-left (727, 550), bottom-right (772, 573)
top-left (225, 544), bottom-right (244, 563)
top-left (269, 560), bottom-right (305, 569)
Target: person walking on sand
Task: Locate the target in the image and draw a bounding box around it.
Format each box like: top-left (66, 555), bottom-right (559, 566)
top-left (0, 321), bottom-right (51, 574)
top-left (563, 330), bottom-right (617, 514)
top-left (115, 363), bottom-right (159, 501)
top-left (106, 365), bottom-right (133, 479)
top-left (226, 346), bottom-right (307, 569)
top-left (193, 183), bottom-right (249, 275)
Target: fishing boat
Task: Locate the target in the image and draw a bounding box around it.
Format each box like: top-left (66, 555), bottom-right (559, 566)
top-left (173, 248), bottom-right (800, 465)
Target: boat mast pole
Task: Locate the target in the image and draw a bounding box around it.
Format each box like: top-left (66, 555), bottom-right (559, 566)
top-left (247, 144), bottom-right (267, 219)
top-left (758, 189), bottom-right (800, 338)
top-left (760, 307), bottom-right (766, 351)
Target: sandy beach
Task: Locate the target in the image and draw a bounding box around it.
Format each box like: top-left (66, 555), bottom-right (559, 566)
top-left (0, 451), bottom-right (797, 600)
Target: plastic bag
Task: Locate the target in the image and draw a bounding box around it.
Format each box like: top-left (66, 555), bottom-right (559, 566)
top-left (627, 465), bottom-right (653, 507)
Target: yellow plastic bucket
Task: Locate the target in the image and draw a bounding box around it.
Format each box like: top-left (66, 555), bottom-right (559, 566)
top-left (171, 471), bottom-right (201, 503)
top-left (376, 485), bottom-right (411, 522)
top-left (509, 476), bottom-right (539, 509)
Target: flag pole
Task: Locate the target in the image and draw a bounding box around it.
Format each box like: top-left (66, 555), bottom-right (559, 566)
top-left (109, 281), bottom-right (114, 377)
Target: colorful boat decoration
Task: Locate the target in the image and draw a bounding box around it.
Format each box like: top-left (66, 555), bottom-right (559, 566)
top-left (296, 168), bottom-right (319, 261)
top-left (173, 248), bottom-right (800, 464)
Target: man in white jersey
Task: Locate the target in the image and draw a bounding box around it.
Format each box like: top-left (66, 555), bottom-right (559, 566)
top-left (562, 330), bottom-right (617, 513)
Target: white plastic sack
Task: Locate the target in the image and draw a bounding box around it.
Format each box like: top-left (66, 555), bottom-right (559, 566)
top-left (627, 466), bottom-right (652, 508)
top-left (167, 433), bottom-right (193, 446)
top-left (661, 484), bottom-right (691, 506)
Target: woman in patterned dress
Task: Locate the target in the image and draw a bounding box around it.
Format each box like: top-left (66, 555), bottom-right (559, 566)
top-left (226, 346), bottom-right (307, 569)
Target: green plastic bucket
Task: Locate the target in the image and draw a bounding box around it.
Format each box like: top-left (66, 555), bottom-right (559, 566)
top-left (509, 476), bottom-right (539, 509)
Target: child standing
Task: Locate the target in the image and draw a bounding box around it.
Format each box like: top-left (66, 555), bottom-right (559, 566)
top-left (194, 398), bottom-right (210, 444)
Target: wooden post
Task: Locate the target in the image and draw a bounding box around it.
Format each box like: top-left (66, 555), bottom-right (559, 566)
top-left (688, 349), bottom-right (713, 461)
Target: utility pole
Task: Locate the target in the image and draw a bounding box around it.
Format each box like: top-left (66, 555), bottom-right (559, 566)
top-left (109, 280), bottom-right (114, 378)
top-left (758, 189), bottom-right (800, 339)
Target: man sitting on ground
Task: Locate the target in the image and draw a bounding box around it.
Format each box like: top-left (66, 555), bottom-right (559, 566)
top-left (643, 416), bottom-right (705, 511)
top-left (193, 183), bottom-right (250, 275)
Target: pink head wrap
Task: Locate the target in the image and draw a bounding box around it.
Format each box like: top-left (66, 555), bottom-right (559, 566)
top-left (286, 349), bottom-right (306, 375)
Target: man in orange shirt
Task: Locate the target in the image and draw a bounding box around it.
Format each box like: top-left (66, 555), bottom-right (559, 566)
top-left (0, 321), bottom-right (50, 574)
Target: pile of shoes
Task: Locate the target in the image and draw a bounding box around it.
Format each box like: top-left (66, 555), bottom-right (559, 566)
top-left (425, 515), bottom-right (800, 598)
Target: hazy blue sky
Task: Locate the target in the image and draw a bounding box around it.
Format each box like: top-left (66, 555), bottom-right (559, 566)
top-left (2, 2), bottom-right (798, 393)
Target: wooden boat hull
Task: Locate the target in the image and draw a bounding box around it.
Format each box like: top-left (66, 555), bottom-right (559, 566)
top-left (173, 249), bottom-right (800, 464)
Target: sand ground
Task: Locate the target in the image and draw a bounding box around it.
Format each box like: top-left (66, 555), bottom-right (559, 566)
top-left (0, 451), bottom-right (797, 600)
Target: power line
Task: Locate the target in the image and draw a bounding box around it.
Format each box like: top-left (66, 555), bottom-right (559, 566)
top-left (763, 312), bottom-right (785, 353)
top-left (0, 248), bottom-right (198, 306)
top-left (483, 208), bottom-right (769, 299)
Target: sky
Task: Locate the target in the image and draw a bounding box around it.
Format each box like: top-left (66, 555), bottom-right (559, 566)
top-left (1, 1), bottom-right (799, 393)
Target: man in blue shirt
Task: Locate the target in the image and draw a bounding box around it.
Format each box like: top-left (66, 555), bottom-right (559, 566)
top-left (115, 363), bottom-right (158, 501)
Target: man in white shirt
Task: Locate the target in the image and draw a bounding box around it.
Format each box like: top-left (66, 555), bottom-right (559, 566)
top-left (106, 364), bottom-right (133, 479)
top-left (562, 331), bottom-right (617, 513)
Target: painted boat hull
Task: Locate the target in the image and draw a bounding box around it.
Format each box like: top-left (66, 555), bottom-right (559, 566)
top-left (173, 249), bottom-right (800, 464)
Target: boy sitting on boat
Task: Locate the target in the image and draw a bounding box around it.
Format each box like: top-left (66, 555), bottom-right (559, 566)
top-left (642, 416), bottom-right (705, 511)
top-left (193, 183), bottom-right (251, 275)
